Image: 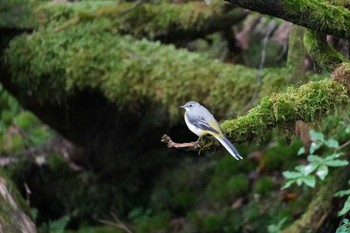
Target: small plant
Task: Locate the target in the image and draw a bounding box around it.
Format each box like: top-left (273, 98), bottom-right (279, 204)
top-left (282, 130), bottom-right (348, 189)
top-left (336, 218), bottom-right (350, 233)
top-left (267, 217), bottom-right (287, 233)
top-left (335, 180), bottom-right (350, 216)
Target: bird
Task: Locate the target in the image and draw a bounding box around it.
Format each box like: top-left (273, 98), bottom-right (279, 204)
top-left (179, 101), bottom-right (243, 160)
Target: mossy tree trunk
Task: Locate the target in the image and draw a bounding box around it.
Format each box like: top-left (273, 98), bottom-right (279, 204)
top-left (0, 174), bottom-right (36, 233)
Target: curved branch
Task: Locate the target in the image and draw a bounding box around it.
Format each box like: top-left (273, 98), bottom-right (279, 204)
top-left (304, 30), bottom-right (349, 71)
top-left (225, 0), bottom-right (350, 39)
top-left (217, 79), bottom-right (349, 145)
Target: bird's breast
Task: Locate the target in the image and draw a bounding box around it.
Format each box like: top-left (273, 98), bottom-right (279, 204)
top-left (184, 113), bottom-right (205, 137)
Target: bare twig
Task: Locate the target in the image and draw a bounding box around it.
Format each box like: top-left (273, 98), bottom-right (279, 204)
top-left (99, 212), bottom-right (134, 233)
top-left (161, 134), bottom-right (201, 150)
top-left (337, 140), bottom-right (350, 151)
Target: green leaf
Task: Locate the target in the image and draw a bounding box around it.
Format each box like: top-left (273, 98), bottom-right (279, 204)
top-left (296, 178), bottom-right (303, 186)
top-left (302, 175), bottom-right (316, 188)
top-left (304, 164), bottom-right (318, 175)
top-left (325, 159), bottom-right (349, 167)
top-left (307, 155), bottom-right (322, 163)
top-left (267, 217), bottom-right (287, 233)
top-left (310, 130), bottom-right (324, 142)
top-left (316, 165), bottom-right (328, 180)
top-left (282, 171), bottom-right (301, 179)
top-left (324, 138), bottom-right (339, 148)
top-left (281, 180), bottom-right (295, 190)
top-left (346, 125), bottom-right (350, 134)
top-left (325, 153), bottom-right (342, 161)
top-left (335, 189), bottom-right (350, 197)
top-left (309, 142), bottom-right (321, 154)
top-left (338, 196), bottom-right (350, 216)
top-left (297, 147), bottom-right (305, 156)
top-left (336, 218), bottom-right (350, 233)
top-left (296, 164), bottom-right (316, 176)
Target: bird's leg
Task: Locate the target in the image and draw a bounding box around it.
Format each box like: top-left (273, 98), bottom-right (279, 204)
top-left (195, 137), bottom-right (201, 147)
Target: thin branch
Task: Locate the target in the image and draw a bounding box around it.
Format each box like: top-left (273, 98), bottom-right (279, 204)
top-left (337, 140), bottom-right (350, 151)
top-left (161, 134), bottom-right (201, 151)
top-left (99, 212), bottom-right (134, 233)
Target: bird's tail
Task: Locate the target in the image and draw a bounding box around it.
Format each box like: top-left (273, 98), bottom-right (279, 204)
top-left (214, 135), bottom-right (243, 160)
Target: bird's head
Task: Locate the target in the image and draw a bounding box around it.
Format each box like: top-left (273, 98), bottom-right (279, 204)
top-left (179, 101), bottom-right (200, 111)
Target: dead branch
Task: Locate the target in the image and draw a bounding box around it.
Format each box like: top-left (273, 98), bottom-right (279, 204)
top-left (161, 134), bottom-right (201, 151)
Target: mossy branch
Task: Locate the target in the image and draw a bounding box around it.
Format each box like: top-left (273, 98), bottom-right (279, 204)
top-left (162, 79), bottom-right (349, 151)
top-left (214, 79), bottom-right (349, 146)
top-left (304, 30), bottom-right (349, 71)
top-left (226, 0), bottom-right (350, 39)
top-left (4, 25), bottom-right (287, 120)
top-left (38, 1), bottom-right (248, 41)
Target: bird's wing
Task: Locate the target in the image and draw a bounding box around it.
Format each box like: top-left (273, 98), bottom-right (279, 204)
top-left (187, 113), bottom-right (222, 135)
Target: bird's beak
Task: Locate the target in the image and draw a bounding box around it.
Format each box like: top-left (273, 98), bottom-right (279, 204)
top-left (179, 105), bottom-right (185, 109)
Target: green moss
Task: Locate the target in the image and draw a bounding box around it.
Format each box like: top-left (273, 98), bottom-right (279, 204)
top-left (263, 138), bottom-right (301, 171)
top-left (254, 176), bottom-right (274, 196)
top-left (5, 21), bottom-right (286, 120)
top-left (217, 80), bottom-right (349, 145)
top-left (206, 173), bottom-right (249, 203)
top-left (36, 1), bottom-right (231, 39)
top-left (13, 111), bottom-right (40, 130)
top-left (303, 30), bottom-right (348, 71)
top-left (133, 211), bottom-right (171, 233)
top-left (226, 174), bottom-right (249, 196)
top-left (283, 0), bottom-right (350, 39)
top-left (201, 214), bottom-right (225, 233)
top-left (66, 226), bottom-right (123, 233)
top-left (0, 0), bottom-right (40, 29)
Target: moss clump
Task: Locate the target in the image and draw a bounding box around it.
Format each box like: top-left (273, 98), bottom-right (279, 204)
top-left (331, 62), bottom-right (350, 94)
top-left (132, 211), bottom-right (171, 233)
top-left (36, 1), bottom-right (238, 40)
top-left (303, 30), bottom-right (348, 71)
top-left (254, 176), bottom-right (274, 196)
top-left (201, 214), bottom-right (225, 233)
top-left (218, 79), bottom-right (349, 144)
top-left (5, 20), bottom-right (286, 120)
top-left (66, 226), bottom-right (123, 233)
top-left (206, 173), bottom-right (249, 203)
top-left (283, 0), bottom-right (350, 39)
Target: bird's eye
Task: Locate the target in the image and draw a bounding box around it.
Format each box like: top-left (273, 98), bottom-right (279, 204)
top-left (188, 104), bottom-right (192, 107)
